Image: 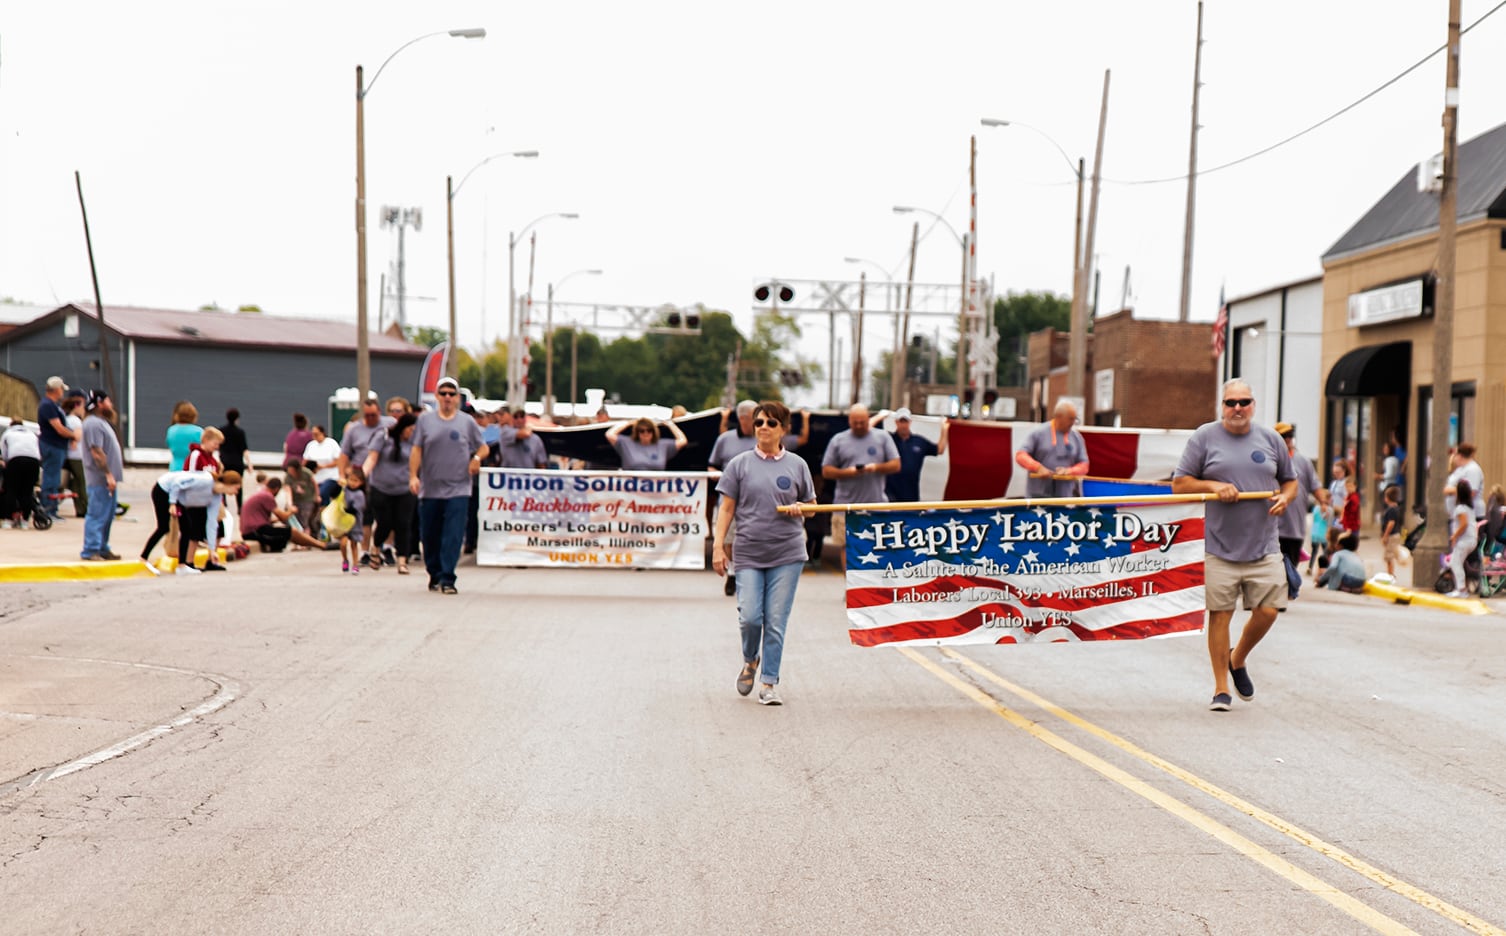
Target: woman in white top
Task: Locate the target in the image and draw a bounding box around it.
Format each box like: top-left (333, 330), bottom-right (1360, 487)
top-left (1445, 443), bottom-right (1486, 520)
top-left (62, 395), bottom-right (88, 517)
top-left (303, 424), bottom-right (343, 505)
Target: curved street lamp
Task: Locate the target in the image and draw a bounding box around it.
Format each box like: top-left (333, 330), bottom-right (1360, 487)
top-left (355, 27), bottom-right (486, 401)
top-left (508, 213), bottom-right (580, 406)
top-left (892, 205), bottom-right (963, 246)
top-left (446, 150), bottom-right (538, 378)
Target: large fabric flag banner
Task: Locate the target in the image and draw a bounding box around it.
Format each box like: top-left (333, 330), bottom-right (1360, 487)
top-left (844, 501), bottom-right (1206, 646)
top-left (477, 468), bottom-right (710, 569)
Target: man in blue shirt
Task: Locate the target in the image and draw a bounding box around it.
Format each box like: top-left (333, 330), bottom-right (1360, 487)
top-left (885, 408), bottom-right (948, 503)
top-left (37, 376), bottom-right (77, 521)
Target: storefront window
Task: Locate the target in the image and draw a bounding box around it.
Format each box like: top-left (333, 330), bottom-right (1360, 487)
top-left (1415, 382), bottom-right (1476, 507)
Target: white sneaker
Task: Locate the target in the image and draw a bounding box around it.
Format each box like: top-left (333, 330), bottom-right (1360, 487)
top-left (141, 559), bottom-right (161, 577)
top-left (1446, 589), bottom-right (1468, 598)
top-left (175, 565), bottom-right (202, 576)
top-left (757, 685), bottom-right (783, 706)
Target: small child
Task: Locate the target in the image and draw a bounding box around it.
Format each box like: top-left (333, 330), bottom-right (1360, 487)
top-left (1308, 495), bottom-right (1330, 576)
top-left (1318, 533), bottom-right (1367, 593)
top-left (339, 467), bottom-right (367, 574)
top-left (1379, 485), bottom-right (1402, 577)
top-left (1341, 476), bottom-right (1361, 536)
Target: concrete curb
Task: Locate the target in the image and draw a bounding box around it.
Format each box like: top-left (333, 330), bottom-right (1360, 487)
top-left (1362, 580), bottom-right (1493, 615)
top-left (0, 560), bottom-right (158, 583)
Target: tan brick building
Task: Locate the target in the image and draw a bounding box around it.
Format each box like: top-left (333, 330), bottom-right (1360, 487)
top-left (1320, 121), bottom-right (1506, 523)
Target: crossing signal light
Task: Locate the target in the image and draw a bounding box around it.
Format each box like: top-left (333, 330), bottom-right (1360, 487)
top-left (754, 284), bottom-right (794, 303)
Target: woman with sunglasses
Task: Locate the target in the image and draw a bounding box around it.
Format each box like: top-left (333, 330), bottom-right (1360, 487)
top-left (605, 416), bottom-right (688, 470)
top-left (712, 401), bottom-right (816, 706)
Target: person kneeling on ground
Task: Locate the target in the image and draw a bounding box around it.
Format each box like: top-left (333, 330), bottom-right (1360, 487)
top-left (1316, 534), bottom-right (1367, 593)
top-left (239, 476), bottom-right (336, 553)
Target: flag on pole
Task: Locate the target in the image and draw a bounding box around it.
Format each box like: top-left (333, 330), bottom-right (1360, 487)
top-left (1210, 288), bottom-right (1228, 360)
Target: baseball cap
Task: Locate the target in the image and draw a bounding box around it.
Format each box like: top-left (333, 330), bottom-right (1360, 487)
top-left (46, 376), bottom-right (68, 392)
top-left (436, 376), bottom-right (460, 391)
top-left (1274, 422), bottom-right (1295, 437)
top-left (84, 389), bottom-right (109, 411)
top-left (893, 407), bottom-right (913, 421)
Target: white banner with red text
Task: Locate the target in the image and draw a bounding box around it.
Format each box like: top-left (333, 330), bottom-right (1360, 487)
top-left (844, 501), bottom-right (1206, 646)
top-left (477, 468), bottom-right (710, 569)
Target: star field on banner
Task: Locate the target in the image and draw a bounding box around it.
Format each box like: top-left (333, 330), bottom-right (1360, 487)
top-left (478, 468), bottom-right (711, 569)
top-left (844, 501), bottom-right (1206, 646)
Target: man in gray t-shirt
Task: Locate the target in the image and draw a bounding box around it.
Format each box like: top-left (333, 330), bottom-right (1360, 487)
top-left (1273, 422), bottom-right (1320, 580)
top-left (339, 397), bottom-right (396, 561)
top-left (821, 404), bottom-right (900, 570)
top-left (79, 392), bottom-right (124, 561)
top-left (1172, 380), bottom-right (1298, 713)
top-left (409, 378), bottom-right (488, 593)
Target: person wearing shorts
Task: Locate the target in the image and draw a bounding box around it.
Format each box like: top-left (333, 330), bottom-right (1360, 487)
top-left (1172, 380), bottom-right (1298, 712)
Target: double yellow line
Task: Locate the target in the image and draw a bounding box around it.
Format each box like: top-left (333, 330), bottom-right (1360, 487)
top-left (899, 647), bottom-right (1503, 936)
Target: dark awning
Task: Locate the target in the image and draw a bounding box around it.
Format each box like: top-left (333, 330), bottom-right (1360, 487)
top-left (1325, 341), bottom-right (1411, 397)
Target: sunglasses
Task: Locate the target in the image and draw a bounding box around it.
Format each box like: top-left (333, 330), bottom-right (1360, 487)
top-left (751, 418), bottom-right (781, 428)
top-left (436, 390), bottom-right (457, 397)
top-left (1222, 398), bottom-right (1254, 408)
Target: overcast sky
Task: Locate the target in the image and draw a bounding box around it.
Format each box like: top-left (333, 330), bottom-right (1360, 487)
top-left (3, 1), bottom-right (1503, 404)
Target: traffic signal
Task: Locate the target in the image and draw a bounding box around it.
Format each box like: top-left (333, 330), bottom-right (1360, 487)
top-left (754, 283), bottom-right (794, 303)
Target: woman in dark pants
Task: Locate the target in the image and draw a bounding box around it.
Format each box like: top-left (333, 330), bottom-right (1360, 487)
top-left (363, 413), bottom-right (417, 574)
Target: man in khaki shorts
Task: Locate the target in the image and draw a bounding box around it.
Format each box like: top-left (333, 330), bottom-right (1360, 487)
top-left (1172, 380), bottom-right (1298, 712)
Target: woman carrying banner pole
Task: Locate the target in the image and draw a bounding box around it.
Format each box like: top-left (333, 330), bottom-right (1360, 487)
top-left (712, 401), bottom-right (816, 706)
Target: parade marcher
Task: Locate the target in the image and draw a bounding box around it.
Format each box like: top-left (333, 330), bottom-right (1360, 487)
top-left (337, 467), bottom-right (368, 575)
top-left (80, 391), bottom-right (125, 561)
top-left (709, 400), bottom-right (807, 594)
top-left (1014, 399), bottom-right (1088, 497)
top-left (363, 412), bottom-right (418, 574)
top-left (339, 393), bottom-right (396, 566)
top-left (496, 409), bottom-right (548, 469)
top-left (37, 376), bottom-right (76, 521)
top-left (409, 377), bottom-right (488, 594)
top-left (712, 401), bottom-right (816, 706)
top-left (886, 407), bottom-right (948, 503)
top-left (1273, 422), bottom-right (1319, 597)
top-left (1172, 380), bottom-right (1298, 712)
top-left (606, 416), bottom-right (688, 469)
top-left (821, 403), bottom-right (900, 570)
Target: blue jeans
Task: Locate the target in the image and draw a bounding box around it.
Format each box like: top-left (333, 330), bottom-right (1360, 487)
top-left (734, 561), bottom-right (803, 685)
top-left (82, 483), bottom-right (117, 557)
top-left (418, 496), bottom-right (469, 587)
top-left (40, 444), bottom-right (67, 517)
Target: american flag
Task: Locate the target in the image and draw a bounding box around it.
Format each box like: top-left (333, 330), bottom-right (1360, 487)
top-left (844, 502), bottom-right (1207, 646)
top-left (1210, 288), bottom-right (1229, 360)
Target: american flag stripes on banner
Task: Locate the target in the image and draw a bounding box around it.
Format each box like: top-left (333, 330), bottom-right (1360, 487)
top-left (844, 502), bottom-right (1206, 646)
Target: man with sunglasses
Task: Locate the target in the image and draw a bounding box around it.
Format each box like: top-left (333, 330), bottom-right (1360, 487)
top-left (822, 403), bottom-right (900, 570)
top-left (1172, 380), bottom-right (1298, 712)
top-left (409, 376), bottom-right (489, 595)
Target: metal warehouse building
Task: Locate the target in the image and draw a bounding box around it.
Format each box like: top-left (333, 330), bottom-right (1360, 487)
top-left (0, 304), bottom-right (427, 461)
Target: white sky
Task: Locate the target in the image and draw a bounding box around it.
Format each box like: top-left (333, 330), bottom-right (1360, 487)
top-left (3, 1), bottom-right (1503, 405)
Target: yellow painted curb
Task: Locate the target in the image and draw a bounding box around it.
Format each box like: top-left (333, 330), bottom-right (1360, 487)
top-left (1362, 580), bottom-right (1493, 615)
top-left (0, 560), bottom-right (159, 583)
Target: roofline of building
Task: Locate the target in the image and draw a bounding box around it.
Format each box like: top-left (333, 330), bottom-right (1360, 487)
top-left (0, 303), bottom-right (427, 358)
top-left (1226, 274), bottom-right (1325, 307)
top-left (1321, 210), bottom-right (1500, 265)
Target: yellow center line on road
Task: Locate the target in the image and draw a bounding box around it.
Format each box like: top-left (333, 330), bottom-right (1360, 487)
top-left (935, 647), bottom-right (1506, 936)
top-left (897, 648), bottom-right (1416, 936)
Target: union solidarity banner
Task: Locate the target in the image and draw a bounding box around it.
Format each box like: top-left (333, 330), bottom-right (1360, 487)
top-left (844, 501), bottom-right (1207, 646)
top-left (477, 468), bottom-right (710, 569)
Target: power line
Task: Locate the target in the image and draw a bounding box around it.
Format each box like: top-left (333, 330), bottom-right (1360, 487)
top-left (1105, 0), bottom-right (1506, 186)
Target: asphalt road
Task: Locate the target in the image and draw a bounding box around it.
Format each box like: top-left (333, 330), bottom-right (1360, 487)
top-left (1, 555), bottom-right (1503, 935)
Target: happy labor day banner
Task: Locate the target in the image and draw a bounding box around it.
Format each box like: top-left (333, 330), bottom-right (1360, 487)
top-left (478, 468), bottom-right (711, 569)
top-left (844, 501), bottom-right (1207, 646)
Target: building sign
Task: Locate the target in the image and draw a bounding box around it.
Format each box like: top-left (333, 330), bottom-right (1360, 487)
top-left (478, 468), bottom-right (710, 569)
top-left (1095, 369), bottom-right (1115, 412)
top-left (1347, 278), bottom-right (1428, 327)
top-left (843, 501), bottom-right (1206, 646)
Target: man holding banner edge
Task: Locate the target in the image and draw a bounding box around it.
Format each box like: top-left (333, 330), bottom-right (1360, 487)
top-left (1172, 380), bottom-right (1298, 712)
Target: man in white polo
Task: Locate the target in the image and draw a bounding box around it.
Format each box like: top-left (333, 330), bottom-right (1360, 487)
top-left (1172, 379), bottom-right (1298, 712)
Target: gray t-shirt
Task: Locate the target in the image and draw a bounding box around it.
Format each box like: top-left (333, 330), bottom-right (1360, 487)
top-left (340, 416), bottom-right (396, 467)
top-left (1019, 423), bottom-right (1088, 497)
top-left (499, 432), bottom-right (548, 469)
top-left (614, 436), bottom-right (679, 470)
top-left (412, 411), bottom-right (484, 500)
top-left (1276, 451), bottom-right (1319, 541)
top-left (708, 429), bottom-right (799, 469)
top-left (1174, 421), bottom-right (1296, 562)
top-left (366, 431), bottom-right (414, 496)
top-left (716, 449), bottom-right (815, 570)
top-left (822, 428), bottom-right (899, 504)
top-left (81, 415), bottom-right (123, 487)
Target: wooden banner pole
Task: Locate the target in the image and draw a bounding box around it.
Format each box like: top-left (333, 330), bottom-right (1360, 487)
top-left (779, 491), bottom-right (1275, 516)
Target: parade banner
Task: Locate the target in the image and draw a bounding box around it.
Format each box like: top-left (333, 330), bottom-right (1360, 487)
top-left (844, 501), bottom-right (1206, 646)
top-left (477, 468), bottom-right (710, 569)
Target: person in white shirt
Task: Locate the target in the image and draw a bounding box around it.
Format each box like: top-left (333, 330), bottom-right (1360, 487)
top-left (62, 394), bottom-right (88, 517)
top-left (303, 424), bottom-right (343, 505)
top-left (1, 421), bottom-right (42, 526)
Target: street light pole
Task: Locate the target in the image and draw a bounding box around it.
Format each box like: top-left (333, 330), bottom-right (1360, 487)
top-left (354, 28), bottom-right (485, 401)
top-left (507, 213), bottom-right (579, 408)
top-left (447, 150), bottom-right (538, 381)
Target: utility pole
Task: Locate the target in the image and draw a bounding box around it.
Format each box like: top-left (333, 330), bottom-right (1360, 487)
top-left (1417, 0), bottom-right (1462, 586)
top-left (851, 272), bottom-right (866, 406)
top-left (1070, 69), bottom-right (1110, 402)
top-left (1178, 1), bottom-right (1204, 323)
top-left (895, 220), bottom-right (919, 407)
top-left (967, 134), bottom-right (983, 417)
top-left (955, 232), bottom-right (969, 406)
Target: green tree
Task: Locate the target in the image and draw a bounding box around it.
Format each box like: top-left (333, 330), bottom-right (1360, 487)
top-left (993, 291), bottom-right (1071, 387)
top-left (402, 324), bottom-right (450, 349)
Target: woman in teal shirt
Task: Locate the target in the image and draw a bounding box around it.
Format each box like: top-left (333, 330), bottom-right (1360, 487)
top-left (165, 400), bottom-right (203, 469)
